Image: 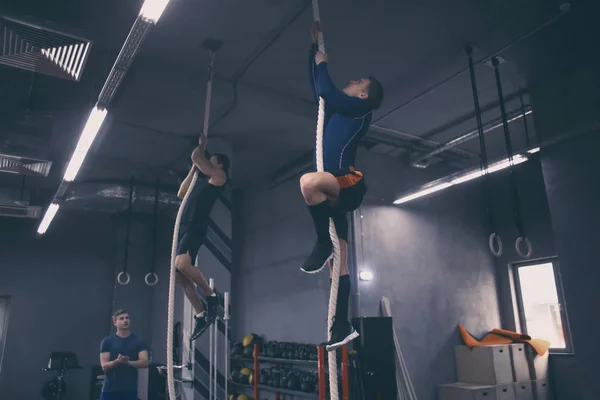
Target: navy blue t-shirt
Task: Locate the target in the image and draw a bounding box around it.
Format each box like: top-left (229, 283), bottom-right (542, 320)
top-left (100, 333), bottom-right (148, 392)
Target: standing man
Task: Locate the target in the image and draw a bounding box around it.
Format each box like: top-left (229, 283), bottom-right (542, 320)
top-left (175, 134), bottom-right (229, 341)
top-left (300, 22), bottom-right (384, 351)
top-left (100, 309), bottom-right (149, 400)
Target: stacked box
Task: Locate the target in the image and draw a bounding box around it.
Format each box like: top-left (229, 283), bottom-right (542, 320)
top-left (438, 345), bottom-right (517, 400)
top-left (439, 382), bottom-right (516, 400)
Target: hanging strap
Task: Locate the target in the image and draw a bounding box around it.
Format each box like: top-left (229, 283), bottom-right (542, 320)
top-left (117, 176), bottom-right (135, 285)
top-left (145, 179), bottom-right (160, 286)
top-left (492, 57), bottom-right (532, 258)
top-left (519, 93), bottom-right (531, 148)
top-left (311, 2), bottom-right (341, 400)
top-left (466, 47), bottom-right (503, 257)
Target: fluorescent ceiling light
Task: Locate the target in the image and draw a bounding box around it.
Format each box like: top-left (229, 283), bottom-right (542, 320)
top-left (37, 203), bottom-right (60, 234)
top-left (139, 0), bottom-right (171, 23)
top-left (393, 182), bottom-right (454, 205)
top-left (394, 152), bottom-right (532, 205)
top-left (452, 155), bottom-right (528, 185)
top-left (63, 107), bottom-right (108, 182)
top-left (527, 147), bottom-right (540, 154)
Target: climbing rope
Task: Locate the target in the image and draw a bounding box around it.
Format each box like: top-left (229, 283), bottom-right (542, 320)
top-left (492, 57), bottom-right (532, 258)
top-left (311, 1), bottom-right (341, 399)
top-left (166, 45), bottom-right (218, 400)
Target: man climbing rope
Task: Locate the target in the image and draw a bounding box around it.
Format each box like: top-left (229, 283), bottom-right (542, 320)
top-left (300, 21), bottom-right (384, 350)
top-left (175, 134), bottom-right (230, 341)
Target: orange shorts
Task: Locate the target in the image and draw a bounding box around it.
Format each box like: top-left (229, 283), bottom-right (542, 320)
top-left (332, 167), bottom-right (366, 214)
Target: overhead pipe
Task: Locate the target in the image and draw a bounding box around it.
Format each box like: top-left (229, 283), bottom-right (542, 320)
top-left (372, 3), bottom-right (571, 125)
top-left (60, 180), bottom-right (182, 214)
top-left (269, 122), bottom-right (479, 187)
top-left (410, 105), bottom-right (532, 167)
top-left (369, 124), bottom-right (478, 158)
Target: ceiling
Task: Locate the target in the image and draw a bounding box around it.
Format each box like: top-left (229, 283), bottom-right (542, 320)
top-left (0, 0), bottom-right (596, 207)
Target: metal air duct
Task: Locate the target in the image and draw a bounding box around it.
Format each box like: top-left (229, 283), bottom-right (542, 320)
top-left (60, 180), bottom-right (183, 214)
top-left (0, 14), bottom-right (92, 81)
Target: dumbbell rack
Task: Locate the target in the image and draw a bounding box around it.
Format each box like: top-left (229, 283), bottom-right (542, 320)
top-left (231, 343), bottom-right (351, 400)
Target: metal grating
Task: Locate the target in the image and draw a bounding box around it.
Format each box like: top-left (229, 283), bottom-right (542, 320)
top-left (0, 203), bottom-right (42, 218)
top-left (97, 17), bottom-right (153, 107)
top-left (0, 153), bottom-right (52, 176)
top-left (0, 15), bottom-right (92, 81)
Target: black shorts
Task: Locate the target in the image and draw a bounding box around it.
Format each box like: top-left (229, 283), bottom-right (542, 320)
top-left (331, 168), bottom-right (367, 215)
top-left (176, 223), bottom-right (207, 262)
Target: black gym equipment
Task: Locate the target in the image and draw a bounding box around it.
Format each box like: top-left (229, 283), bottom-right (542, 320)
top-left (352, 317), bottom-right (397, 399)
top-left (41, 352), bottom-right (82, 400)
top-left (231, 341), bottom-right (243, 358)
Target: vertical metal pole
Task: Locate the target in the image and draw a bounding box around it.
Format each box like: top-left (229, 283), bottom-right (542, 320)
top-left (318, 346), bottom-right (326, 400)
top-left (224, 292), bottom-right (230, 399)
top-left (209, 278), bottom-right (214, 400)
top-left (213, 311), bottom-right (218, 400)
top-left (342, 345), bottom-right (350, 400)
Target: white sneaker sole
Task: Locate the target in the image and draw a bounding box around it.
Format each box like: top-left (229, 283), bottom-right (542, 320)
top-left (300, 253), bottom-right (333, 274)
top-left (326, 330), bottom-right (360, 352)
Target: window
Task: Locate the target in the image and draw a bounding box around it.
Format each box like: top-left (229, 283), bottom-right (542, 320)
top-left (511, 257), bottom-right (573, 354)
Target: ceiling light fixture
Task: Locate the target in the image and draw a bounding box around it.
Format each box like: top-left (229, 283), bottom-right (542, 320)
top-left (37, 203), bottom-right (60, 234)
top-left (37, 5), bottom-right (168, 235)
top-left (393, 148), bottom-right (535, 205)
top-left (139, 0), bottom-right (171, 23)
top-left (63, 107), bottom-right (108, 182)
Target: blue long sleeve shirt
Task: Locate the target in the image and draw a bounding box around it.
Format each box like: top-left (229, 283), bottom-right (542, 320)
top-left (308, 43), bottom-right (373, 173)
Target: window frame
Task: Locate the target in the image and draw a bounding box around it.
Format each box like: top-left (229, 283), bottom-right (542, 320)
top-left (511, 256), bottom-right (574, 355)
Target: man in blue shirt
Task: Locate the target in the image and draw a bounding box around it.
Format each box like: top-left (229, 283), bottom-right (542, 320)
top-left (99, 309), bottom-right (149, 400)
top-left (300, 22), bottom-right (384, 351)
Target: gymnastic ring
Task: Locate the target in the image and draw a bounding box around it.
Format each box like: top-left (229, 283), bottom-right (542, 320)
top-left (117, 271), bottom-right (131, 285)
top-left (489, 233), bottom-right (503, 257)
top-left (515, 237), bottom-right (533, 258)
top-left (145, 272), bottom-right (159, 286)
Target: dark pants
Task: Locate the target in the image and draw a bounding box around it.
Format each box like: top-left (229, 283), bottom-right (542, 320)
top-left (100, 390), bottom-right (138, 400)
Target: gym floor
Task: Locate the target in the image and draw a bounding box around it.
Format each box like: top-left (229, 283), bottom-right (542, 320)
top-left (0, 1), bottom-right (599, 399)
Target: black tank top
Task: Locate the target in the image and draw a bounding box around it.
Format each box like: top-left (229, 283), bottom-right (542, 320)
top-left (181, 180), bottom-right (225, 227)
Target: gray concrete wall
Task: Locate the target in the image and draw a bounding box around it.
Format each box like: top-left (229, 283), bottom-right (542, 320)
top-left (0, 211), bottom-right (176, 400)
top-left (529, 49), bottom-right (600, 399)
top-left (538, 132), bottom-right (600, 400)
top-left (234, 149), bottom-right (501, 400)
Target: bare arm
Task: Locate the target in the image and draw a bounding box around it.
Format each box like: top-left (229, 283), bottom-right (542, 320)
top-left (177, 165), bottom-right (197, 199)
top-left (100, 352), bottom-right (119, 373)
top-left (128, 350), bottom-right (149, 369)
top-left (190, 145), bottom-right (226, 186)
